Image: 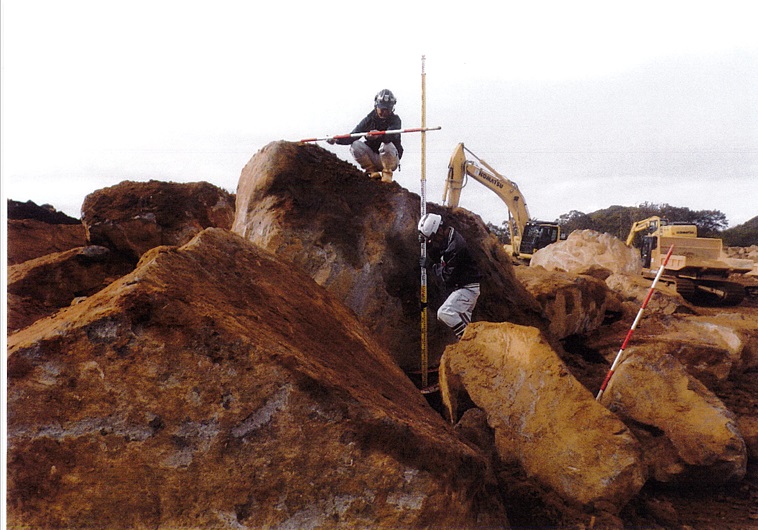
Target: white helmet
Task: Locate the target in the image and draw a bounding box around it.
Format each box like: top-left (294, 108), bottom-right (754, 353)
top-left (418, 213), bottom-right (442, 239)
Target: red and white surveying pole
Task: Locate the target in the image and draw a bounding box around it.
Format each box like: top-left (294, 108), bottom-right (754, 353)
top-left (299, 126), bottom-right (441, 144)
top-left (596, 244), bottom-right (675, 401)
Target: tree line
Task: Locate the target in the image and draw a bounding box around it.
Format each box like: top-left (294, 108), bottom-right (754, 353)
top-left (487, 203), bottom-right (758, 247)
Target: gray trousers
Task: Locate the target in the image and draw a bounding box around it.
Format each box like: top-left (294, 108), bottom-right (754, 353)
top-left (437, 283), bottom-right (480, 338)
top-left (350, 141), bottom-right (399, 173)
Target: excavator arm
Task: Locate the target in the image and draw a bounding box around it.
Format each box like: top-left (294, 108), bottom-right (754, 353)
top-left (625, 216), bottom-right (660, 246)
top-left (443, 143), bottom-right (531, 245)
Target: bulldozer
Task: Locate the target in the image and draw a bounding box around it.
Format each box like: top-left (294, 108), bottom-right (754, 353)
top-left (626, 216), bottom-right (753, 305)
top-left (443, 143), bottom-right (564, 260)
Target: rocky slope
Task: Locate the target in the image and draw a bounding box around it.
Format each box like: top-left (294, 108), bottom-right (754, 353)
top-left (6, 143), bottom-right (758, 528)
top-left (8, 229), bottom-right (505, 528)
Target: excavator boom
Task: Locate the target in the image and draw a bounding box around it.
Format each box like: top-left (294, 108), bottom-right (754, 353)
top-left (443, 142), bottom-right (561, 259)
top-left (444, 143), bottom-right (531, 236)
top-left (625, 216), bottom-right (660, 246)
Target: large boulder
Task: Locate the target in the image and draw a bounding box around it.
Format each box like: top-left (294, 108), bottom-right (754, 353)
top-left (439, 322), bottom-right (646, 512)
top-left (588, 312), bottom-right (758, 388)
top-left (8, 220), bottom-right (87, 266)
top-left (7, 200), bottom-right (86, 265)
top-left (605, 272), bottom-right (696, 317)
top-left (599, 347), bottom-right (747, 483)
top-left (530, 229), bottom-right (642, 276)
top-left (515, 266), bottom-right (619, 339)
top-left (81, 180), bottom-right (235, 261)
top-left (654, 315), bottom-right (758, 383)
top-left (232, 141), bottom-right (545, 369)
top-left (7, 246), bottom-right (134, 333)
top-left (7, 228), bottom-right (507, 529)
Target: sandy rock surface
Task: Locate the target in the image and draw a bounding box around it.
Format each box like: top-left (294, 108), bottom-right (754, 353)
top-left (7, 246), bottom-right (134, 333)
top-left (601, 347), bottom-right (747, 482)
top-left (440, 322), bottom-right (646, 511)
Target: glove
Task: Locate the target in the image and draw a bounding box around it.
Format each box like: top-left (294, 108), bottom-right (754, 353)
top-left (419, 255), bottom-right (432, 268)
top-left (326, 138), bottom-right (336, 145)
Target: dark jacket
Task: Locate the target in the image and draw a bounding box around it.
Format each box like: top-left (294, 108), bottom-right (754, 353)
top-left (432, 227), bottom-right (482, 290)
top-left (336, 110), bottom-right (403, 158)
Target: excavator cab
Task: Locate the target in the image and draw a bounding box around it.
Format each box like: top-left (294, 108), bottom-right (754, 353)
top-left (640, 235), bottom-right (657, 268)
top-left (519, 222), bottom-right (561, 257)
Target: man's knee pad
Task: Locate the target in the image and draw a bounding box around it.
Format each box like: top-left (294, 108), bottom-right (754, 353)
top-left (437, 305), bottom-right (462, 328)
top-left (350, 142), bottom-right (380, 172)
top-left (379, 142), bottom-right (399, 171)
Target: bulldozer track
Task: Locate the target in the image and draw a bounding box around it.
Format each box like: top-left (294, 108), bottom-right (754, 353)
top-left (677, 278), bottom-right (746, 306)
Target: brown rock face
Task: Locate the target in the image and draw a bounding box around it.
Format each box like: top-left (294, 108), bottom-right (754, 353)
top-left (8, 219), bottom-right (87, 265)
top-left (8, 200), bottom-right (86, 265)
top-left (440, 322), bottom-right (646, 512)
top-left (515, 266), bottom-right (617, 339)
top-left (232, 141), bottom-right (544, 369)
top-left (7, 245), bottom-right (134, 333)
top-left (605, 272), bottom-right (695, 316)
top-left (81, 180), bottom-right (235, 261)
top-left (7, 228), bottom-right (507, 529)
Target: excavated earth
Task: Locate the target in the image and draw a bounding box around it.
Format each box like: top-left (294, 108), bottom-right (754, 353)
top-left (6, 145), bottom-right (758, 528)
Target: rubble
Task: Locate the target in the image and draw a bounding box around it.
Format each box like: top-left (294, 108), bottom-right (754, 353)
top-left (6, 142), bottom-right (758, 527)
top-left (7, 229), bottom-right (506, 529)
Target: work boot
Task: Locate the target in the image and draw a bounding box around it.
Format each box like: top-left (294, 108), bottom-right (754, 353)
top-left (367, 171), bottom-right (382, 180)
top-left (381, 170), bottom-right (393, 183)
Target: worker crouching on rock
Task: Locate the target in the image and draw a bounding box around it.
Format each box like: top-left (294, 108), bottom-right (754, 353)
top-left (418, 213), bottom-right (482, 339)
top-left (328, 89), bottom-right (403, 182)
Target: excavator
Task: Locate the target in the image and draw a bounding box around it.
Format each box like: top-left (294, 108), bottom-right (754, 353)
top-left (626, 216), bottom-right (753, 305)
top-left (442, 143), bottom-right (563, 260)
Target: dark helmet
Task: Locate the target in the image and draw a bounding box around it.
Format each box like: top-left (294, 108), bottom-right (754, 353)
top-left (374, 89), bottom-right (396, 111)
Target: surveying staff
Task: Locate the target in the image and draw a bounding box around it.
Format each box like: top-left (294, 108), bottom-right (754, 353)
top-left (328, 89), bottom-right (403, 183)
top-left (418, 213), bottom-right (482, 339)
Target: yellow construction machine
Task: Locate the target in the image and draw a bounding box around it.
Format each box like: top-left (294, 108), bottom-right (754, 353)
top-left (626, 216), bottom-right (752, 305)
top-left (443, 143), bottom-right (563, 259)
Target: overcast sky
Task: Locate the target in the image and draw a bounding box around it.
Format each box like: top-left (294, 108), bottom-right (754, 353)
top-left (2, 1), bottom-right (757, 228)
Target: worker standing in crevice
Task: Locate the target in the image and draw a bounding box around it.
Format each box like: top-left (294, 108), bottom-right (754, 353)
top-left (418, 213), bottom-right (482, 339)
